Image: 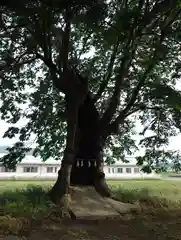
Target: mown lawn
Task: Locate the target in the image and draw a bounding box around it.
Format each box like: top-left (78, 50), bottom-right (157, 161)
top-left (109, 179), bottom-right (181, 201)
top-left (1, 178), bottom-right (180, 191)
top-left (0, 180), bottom-right (53, 192)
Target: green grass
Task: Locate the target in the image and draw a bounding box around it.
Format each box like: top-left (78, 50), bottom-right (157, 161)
top-left (0, 184), bottom-right (51, 218)
top-left (0, 180), bottom-right (181, 218)
top-left (0, 180), bottom-right (53, 192)
top-left (109, 180), bottom-right (181, 208)
top-left (1, 180), bottom-right (181, 239)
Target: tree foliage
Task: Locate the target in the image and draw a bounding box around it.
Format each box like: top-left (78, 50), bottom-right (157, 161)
top-left (0, 0), bottom-right (181, 172)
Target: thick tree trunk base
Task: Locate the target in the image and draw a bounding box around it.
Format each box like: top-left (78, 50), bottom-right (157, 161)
top-left (47, 193), bottom-right (76, 221)
top-left (47, 84), bottom-right (117, 220)
top-left (47, 185), bottom-right (139, 222)
top-left (48, 180), bottom-right (76, 220)
top-left (48, 169), bottom-right (70, 204)
top-left (94, 171), bottom-right (112, 197)
top-left (49, 162), bottom-right (112, 209)
top-left (47, 159), bottom-right (139, 221)
top-left (49, 154), bottom-right (112, 219)
top-left (48, 163), bottom-right (73, 211)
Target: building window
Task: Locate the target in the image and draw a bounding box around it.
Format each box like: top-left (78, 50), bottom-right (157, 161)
top-left (23, 167), bottom-right (38, 173)
top-left (117, 168), bottom-right (123, 173)
top-left (47, 167), bottom-right (53, 173)
top-left (108, 168), bottom-right (111, 173)
top-left (134, 168), bottom-right (140, 173)
top-left (112, 168), bottom-right (115, 173)
top-left (0, 166), bottom-right (15, 172)
top-left (54, 167), bottom-right (57, 173)
top-left (126, 167), bottom-right (132, 174)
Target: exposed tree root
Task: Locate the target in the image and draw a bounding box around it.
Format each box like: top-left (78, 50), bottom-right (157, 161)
top-left (46, 193), bottom-right (76, 222)
top-left (94, 171), bottom-right (112, 198)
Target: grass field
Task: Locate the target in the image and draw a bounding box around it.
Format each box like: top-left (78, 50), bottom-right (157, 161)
top-left (109, 179), bottom-right (181, 203)
top-left (0, 179), bottom-right (181, 214)
top-left (1, 180), bottom-right (181, 239)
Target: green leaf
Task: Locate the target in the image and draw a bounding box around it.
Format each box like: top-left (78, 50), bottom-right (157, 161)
top-left (0, 0), bottom-right (181, 172)
top-left (3, 127), bottom-right (19, 139)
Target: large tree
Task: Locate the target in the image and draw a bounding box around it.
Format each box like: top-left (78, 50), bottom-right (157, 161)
top-left (1, 0), bottom-right (181, 205)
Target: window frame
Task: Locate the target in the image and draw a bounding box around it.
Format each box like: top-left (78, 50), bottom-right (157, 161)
top-left (134, 167), bottom-right (140, 174)
top-left (47, 167), bottom-right (54, 173)
top-left (0, 166), bottom-right (16, 172)
top-left (23, 166), bottom-right (38, 173)
top-left (117, 167), bottom-right (123, 174)
top-left (126, 167), bottom-right (132, 174)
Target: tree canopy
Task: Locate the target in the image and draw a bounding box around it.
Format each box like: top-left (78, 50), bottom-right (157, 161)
top-left (0, 0), bottom-right (181, 172)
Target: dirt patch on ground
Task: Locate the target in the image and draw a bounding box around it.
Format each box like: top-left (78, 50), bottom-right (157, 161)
top-left (2, 210), bottom-right (181, 240)
top-left (25, 210), bottom-right (181, 240)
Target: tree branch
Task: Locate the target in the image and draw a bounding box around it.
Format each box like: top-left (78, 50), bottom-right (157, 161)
top-left (93, 39), bottom-right (119, 103)
top-left (108, 7), bottom-right (180, 135)
top-left (61, 11), bottom-right (72, 72)
top-left (109, 50), bottom-right (160, 134)
top-left (141, 0), bottom-right (176, 27)
top-left (98, 0), bottom-right (162, 132)
top-left (124, 104), bottom-right (165, 118)
top-left (77, 31), bottom-right (92, 60)
top-left (4, 4), bottom-right (61, 89)
top-left (36, 52), bottom-right (58, 73)
top-left (0, 54), bottom-right (36, 73)
top-left (99, 33), bottom-right (138, 131)
top-left (35, 52), bottom-right (65, 92)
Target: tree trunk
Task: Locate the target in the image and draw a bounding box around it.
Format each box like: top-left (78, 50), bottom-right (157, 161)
top-left (71, 94), bottom-right (111, 197)
top-left (49, 101), bottom-right (77, 204)
top-left (49, 93), bottom-right (111, 204)
top-left (48, 155), bottom-right (73, 204)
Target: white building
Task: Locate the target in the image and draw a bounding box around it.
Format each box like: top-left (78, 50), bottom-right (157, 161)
top-left (0, 146), bottom-right (159, 180)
